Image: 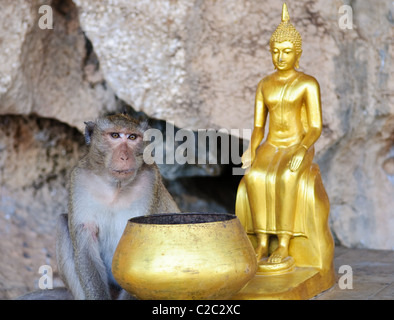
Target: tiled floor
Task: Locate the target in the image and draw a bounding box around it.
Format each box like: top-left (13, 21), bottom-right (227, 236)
top-left (314, 246), bottom-right (394, 300)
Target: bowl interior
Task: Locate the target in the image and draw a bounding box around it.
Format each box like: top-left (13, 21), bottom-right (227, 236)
top-left (129, 213), bottom-right (235, 225)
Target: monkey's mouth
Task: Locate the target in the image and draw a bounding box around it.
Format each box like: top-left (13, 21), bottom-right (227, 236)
top-left (111, 169), bottom-right (135, 177)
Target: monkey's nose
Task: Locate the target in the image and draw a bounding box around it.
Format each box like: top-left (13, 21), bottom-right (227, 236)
top-left (120, 156), bottom-right (129, 161)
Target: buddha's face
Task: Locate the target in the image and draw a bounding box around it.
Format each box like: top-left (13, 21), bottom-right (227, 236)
top-left (270, 41), bottom-right (301, 71)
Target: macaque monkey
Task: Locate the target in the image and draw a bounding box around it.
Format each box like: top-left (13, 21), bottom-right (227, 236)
top-left (56, 113), bottom-right (179, 300)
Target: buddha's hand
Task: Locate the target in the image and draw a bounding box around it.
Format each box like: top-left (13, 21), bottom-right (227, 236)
top-left (241, 148), bottom-right (255, 169)
top-left (289, 146), bottom-right (307, 172)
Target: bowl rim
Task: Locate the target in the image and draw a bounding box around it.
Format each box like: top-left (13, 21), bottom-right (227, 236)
top-left (127, 212), bottom-right (237, 225)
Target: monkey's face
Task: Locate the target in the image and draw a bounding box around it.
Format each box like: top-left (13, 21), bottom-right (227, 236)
top-left (102, 129), bottom-right (145, 181)
top-left (86, 114), bottom-right (148, 182)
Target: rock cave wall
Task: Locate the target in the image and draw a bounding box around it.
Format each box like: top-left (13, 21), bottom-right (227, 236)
top-left (0, 0), bottom-right (393, 298)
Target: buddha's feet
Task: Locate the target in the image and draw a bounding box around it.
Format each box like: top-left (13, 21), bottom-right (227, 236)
top-left (255, 244), bottom-right (268, 261)
top-left (268, 245), bottom-right (288, 264)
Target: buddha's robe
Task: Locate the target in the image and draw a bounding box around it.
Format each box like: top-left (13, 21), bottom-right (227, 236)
top-left (237, 73), bottom-right (320, 237)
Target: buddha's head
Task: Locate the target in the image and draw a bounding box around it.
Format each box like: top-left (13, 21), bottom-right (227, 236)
top-left (270, 3), bottom-right (302, 71)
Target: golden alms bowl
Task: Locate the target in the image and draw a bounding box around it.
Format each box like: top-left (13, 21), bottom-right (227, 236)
top-left (112, 213), bottom-right (257, 300)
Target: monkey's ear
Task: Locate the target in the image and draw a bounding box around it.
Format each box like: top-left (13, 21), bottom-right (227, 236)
top-left (84, 121), bottom-right (96, 145)
top-left (138, 119), bottom-right (149, 132)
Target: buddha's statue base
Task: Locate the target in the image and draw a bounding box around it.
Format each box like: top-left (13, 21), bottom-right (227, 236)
top-left (257, 256), bottom-right (295, 275)
top-left (231, 265), bottom-right (335, 300)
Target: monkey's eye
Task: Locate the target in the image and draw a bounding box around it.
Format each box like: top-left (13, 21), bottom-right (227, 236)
top-left (128, 134), bottom-right (137, 140)
top-left (110, 132), bottom-right (120, 139)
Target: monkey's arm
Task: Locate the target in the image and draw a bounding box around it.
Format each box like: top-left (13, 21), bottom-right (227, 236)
top-left (68, 168), bottom-right (112, 300)
top-left (71, 221), bottom-right (111, 300)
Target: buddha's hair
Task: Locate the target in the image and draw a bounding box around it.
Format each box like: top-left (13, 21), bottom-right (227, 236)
top-left (270, 21), bottom-right (302, 54)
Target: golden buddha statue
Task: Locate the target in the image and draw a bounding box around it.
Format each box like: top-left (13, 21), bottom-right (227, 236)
top-left (234, 3), bottom-right (335, 299)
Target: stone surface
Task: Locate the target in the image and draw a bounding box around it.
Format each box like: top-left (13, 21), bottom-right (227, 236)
top-left (315, 246), bottom-right (394, 300)
top-left (0, 0), bottom-right (118, 133)
top-left (0, 115), bottom-right (84, 299)
top-left (318, 1), bottom-right (394, 249)
top-left (8, 246), bottom-right (394, 300)
top-left (73, 0), bottom-right (341, 138)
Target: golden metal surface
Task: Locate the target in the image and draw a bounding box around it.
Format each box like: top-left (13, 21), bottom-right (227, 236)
top-left (112, 213), bottom-right (257, 300)
top-left (235, 3), bottom-right (335, 299)
top-left (257, 256), bottom-right (295, 275)
top-left (231, 267), bottom-right (335, 300)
